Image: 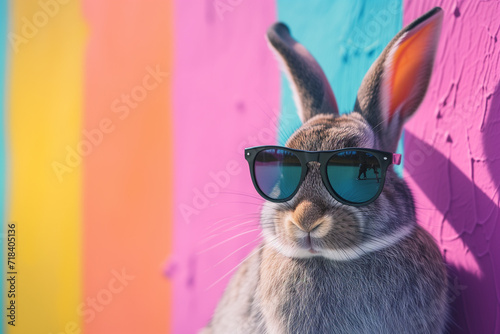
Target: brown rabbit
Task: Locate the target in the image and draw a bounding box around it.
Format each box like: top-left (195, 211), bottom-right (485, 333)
top-left (202, 7), bottom-right (448, 334)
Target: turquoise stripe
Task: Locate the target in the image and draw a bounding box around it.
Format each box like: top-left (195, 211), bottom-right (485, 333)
top-left (0, 0), bottom-right (6, 333)
top-left (276, 0), bottom-right (404, 175)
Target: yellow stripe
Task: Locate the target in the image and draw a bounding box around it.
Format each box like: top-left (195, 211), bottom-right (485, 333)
top-left (7, 1), bottom-right (86, 333)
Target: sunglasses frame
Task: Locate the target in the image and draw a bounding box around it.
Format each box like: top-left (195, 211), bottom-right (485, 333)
top-left (245, 145), bottom-right (401, 206)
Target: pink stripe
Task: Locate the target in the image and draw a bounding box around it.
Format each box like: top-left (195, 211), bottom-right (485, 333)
top-left (404, 1), bottom-right (500, 333)
top-left (170, 1), bottom-right (279, 333)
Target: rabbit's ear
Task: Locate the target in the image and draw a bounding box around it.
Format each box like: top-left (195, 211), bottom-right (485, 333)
top-left (267, 23), bottom-right (339, 123)
top-left (355, 7), bottom-right (443, 151)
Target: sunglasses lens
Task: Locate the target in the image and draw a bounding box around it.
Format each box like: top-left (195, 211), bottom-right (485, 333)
top-left (326, 151), bottom-right (382, 204)
top-left (254, 148), bottom-right (302, 200)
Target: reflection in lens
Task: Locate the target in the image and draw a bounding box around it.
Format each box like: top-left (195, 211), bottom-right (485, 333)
top-left (254, 149), bottom-right (301, 200)
top-left (326, 151), bottom-right (382, 203)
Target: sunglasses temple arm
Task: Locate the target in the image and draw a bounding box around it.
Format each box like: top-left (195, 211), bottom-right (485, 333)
top-left (392, 153), bottom-right (402, 165)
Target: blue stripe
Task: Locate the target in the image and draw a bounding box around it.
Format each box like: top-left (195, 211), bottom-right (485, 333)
top-left (276, 0), bottom-right (404, 175)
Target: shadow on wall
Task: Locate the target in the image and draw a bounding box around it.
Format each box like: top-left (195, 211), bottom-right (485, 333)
top-left (404, 81), bottom-right (500, 333)
top-left (483, 81), bottom-right (500, 222)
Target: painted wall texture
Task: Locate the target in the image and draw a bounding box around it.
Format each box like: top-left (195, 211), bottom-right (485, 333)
top-left (404, 1), bottom-right (500, 333)
top-left (0, 1), bottom-right (498, 334)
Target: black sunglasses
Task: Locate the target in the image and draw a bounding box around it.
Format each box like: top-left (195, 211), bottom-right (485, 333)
top-left (245, 146), bottom-right (401, 206)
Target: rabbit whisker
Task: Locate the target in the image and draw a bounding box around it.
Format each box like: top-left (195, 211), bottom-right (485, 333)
top-left (198, 228), bottom-right (261, 255)
top-left (207, 235), bottom-right (263, 271)
top-left (207, 217), bottom-right (261, 234)
top-left (201, 220), bottom-right (260, 244)
top-left (205, 240), bottom-right (272, 291)
top-left (204, 212), bottom-right (260, 231)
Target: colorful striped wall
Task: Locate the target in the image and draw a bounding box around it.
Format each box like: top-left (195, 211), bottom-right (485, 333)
top-left (0, 1), bottom-right (498, 333)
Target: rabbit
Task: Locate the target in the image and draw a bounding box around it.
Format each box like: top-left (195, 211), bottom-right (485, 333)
top-left (202, 7), bottom-right (448, 334)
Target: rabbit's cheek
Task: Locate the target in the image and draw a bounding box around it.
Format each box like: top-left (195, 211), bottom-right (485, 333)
top-left (260, 202), bottom-right (290, 239)
top-left (321, 217), bottom-right (361, 250)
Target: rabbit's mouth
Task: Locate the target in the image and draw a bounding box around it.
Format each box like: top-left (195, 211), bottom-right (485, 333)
top-left (298, 233), bottom-right (320, 254)
top-left (261, 201), bottom-right (365, 259)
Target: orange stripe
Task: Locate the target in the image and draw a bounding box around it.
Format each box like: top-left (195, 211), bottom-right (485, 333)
top-left (82, 1), bottom-right (173, 333)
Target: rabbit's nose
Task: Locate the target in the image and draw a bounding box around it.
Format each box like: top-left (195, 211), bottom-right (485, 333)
top-left (291, 200), bottom-right (324, 232)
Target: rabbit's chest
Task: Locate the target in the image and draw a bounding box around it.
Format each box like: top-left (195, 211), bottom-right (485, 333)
top-left (257, 249), bottom-right (408, 333)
